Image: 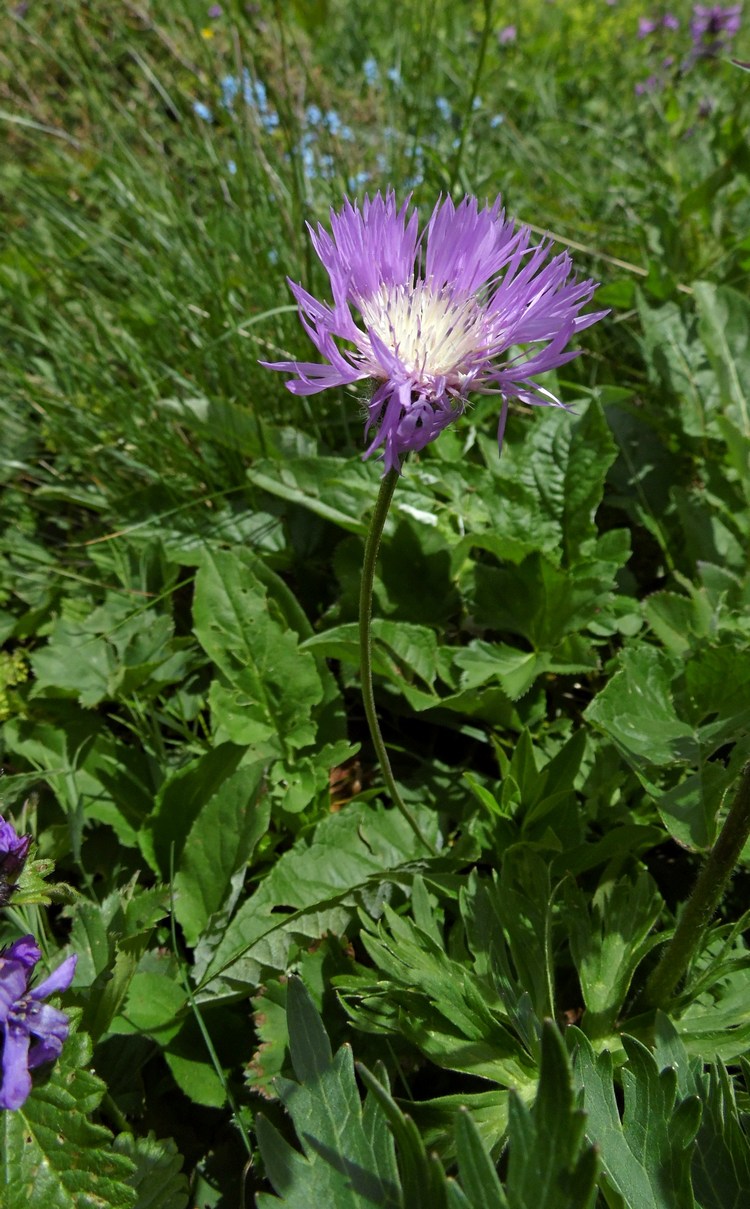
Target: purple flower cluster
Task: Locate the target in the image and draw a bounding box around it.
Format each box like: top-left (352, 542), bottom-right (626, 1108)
top-left (264, 192), bottom-right (605, 474)
top-left (0, 814), bottom-right (75, 1110)
top-left (0, 937), bottom-right (77, 1110)
top-left (0, 815), bottom-right (31, 905)
top-left (638, 12), bottom-right (680, 37)
top-left (690, 4), bottom-right (742, 54)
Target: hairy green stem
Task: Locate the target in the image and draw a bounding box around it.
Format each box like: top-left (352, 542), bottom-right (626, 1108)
top-left (359, 469), bottom-right (436, 853)
top-left (644, 761), bottom-right (750, 1008)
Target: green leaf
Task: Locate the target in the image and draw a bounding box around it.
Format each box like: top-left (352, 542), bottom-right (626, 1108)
top-left (454, 1109), bottom-right (508, 1209)
top-left (196, 800), bottom-right (442, 999)
top-left (690, 1064), bottom-right (750, 1209)
top-left (570, 1029), bottom-right (701, 1209)
top-left (193, 547), bottom-right (323, 758)
top-left (173, 758), bottom-right (269, 947)
top-left (255, 980), bottom-right (400, 1208)
top-left (113, 1132), bottom-right (190, 1209)
top-left (3, 707), bottom-right (154, 851)
top-left (142, 742), bottom-right (248, 879)
top-left (694, 282), bottom-right (750, 441)
top-left (0, 1031), bottom-right (137, 1209)
top-left (356, 1063), bottom-right (449, 1209)
top-left (564, 870), bottom-right (664, 1038)
top-left (504, 1023), bottom-right (598, 1209)
top-left (585, 642), bottom-right (750, 847)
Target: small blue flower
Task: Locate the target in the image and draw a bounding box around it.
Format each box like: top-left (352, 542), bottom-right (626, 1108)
top-left (193, 100), bottom-right (213, 123)
top-left (363, 57), bottom-right (379, 85)
top-left (435, 96), bottom-right (452, 120)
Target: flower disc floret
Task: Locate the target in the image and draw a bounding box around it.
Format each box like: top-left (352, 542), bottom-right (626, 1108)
top-left (263, 191), bottom-right (606, 473)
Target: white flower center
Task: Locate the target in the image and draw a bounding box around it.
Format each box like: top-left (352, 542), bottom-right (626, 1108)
top-left (357, 282), bottom-right (486, 380)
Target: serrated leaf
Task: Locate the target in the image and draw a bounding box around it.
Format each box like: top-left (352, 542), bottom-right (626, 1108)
top-left (196, 800), bottom-right (441, 999)
top-left (0, 1032), bottom-right (137, 1209)
top-left (255, 980), bottom-right (400, 1208)
top-left (454, 1109), bottom-right (508, 1209)
top-left (570, 1029), bottom-right (701, 1209)
top-left (505, 1023), bottom-right (598, 1209)
top-left (356, 1063), bottom-right (448, 1209)
top-left (192, 547), bottom-right (323, 757)
top-left (113, 1132), bottom-right (189, 1209)
top-left (565, 870), bottom-right (664, 1038)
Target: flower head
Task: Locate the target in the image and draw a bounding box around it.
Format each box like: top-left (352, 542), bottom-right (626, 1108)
top-left (263, 192), bottom-right (605, 474)
top-left (0, 936), bottom-right (76, 1110)
top-left (690, 4), bottom-right (742, 53)
top-left (0, 815), bottom-right (31, 906)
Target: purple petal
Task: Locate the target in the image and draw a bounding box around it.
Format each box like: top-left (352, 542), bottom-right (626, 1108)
top-left (30, 954), bottom-right (77, 1001)
top-left (0, 1025), bottom-right (32, 1110)
top-left (3, 937), bottom-right (40, 972)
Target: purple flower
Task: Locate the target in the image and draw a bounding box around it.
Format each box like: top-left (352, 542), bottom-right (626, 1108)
top-left (663, 13), bottom-right (680, 29)
top-left (0, 936), bottom-right (76, 1110)
top-left (638, 16), bottom-right (659, 37)
top-left (498, 24), bottom-right (517, 45)
top-left (208, 2), bottom-right (223, 14)
top-left (690, 4), bottom-right (742, 52)
top-left (0, 816), bottom-right (31, 906)
top-left (262, 192), bottom-right (604, 474)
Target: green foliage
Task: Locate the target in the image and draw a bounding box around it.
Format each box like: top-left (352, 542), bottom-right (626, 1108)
top-left (570, 1030), bottom-right (702, 1209)
top-left (2, 0), bottom-right (750, 1203)
top-left (0, 1032), bottom-right (137, 1209)
top-left (255, 979), bottom-right (401, 1208)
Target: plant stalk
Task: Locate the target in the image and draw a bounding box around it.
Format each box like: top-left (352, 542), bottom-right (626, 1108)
top-left (643, 760), bottom-right (750, 1008)
top-left (359, 468), bottom-right (436, 853)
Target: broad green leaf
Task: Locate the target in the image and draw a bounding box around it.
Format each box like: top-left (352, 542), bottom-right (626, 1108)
top-left (256, 980), bottom-right (400, 1208)
top-left (584, 645), bottom-right (693, 766)
top-left (690, 1064), bottom-right (750, 1209)
top-left (196, 800), bottom-right (441, 998)
top-left (586, 642), bottom-right (750, 846)
top-left (0, 1032), bottom-right (137, 1209)
top-left (467, 534), bottom-right (627, 652)
top-left (173, 758), bottom-right (269, 946)
top-left (143, 742), bottom-right (248, 879)
top-left (113, 1132), bottom-right (190, 1209)
top-left (112, 970), bottom-right (187, 1043)
top-left (302, 619), bottom-right (440, 688)
top-left (637, 295), bottom-right (720, 441)
top-left (66, 881), bottom-right (170, 1041)
top-left (192, 547), bottom-right (323, 758)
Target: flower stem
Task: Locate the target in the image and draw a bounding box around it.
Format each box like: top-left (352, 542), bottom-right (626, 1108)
top-left (643, 760), bottom-right (750, 1008)
top-left (359, 469), bottom-right (436, 854)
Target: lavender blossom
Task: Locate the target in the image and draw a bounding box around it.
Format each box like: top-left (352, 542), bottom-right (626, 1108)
top-left (263, 192), bottom-right (605, 474)
top-left (0, 816), bottom-right (31, 907)
top-left (0, 936), bottom-right (77, 1110)
top-left (690, 4), bottom-right (742, 53)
